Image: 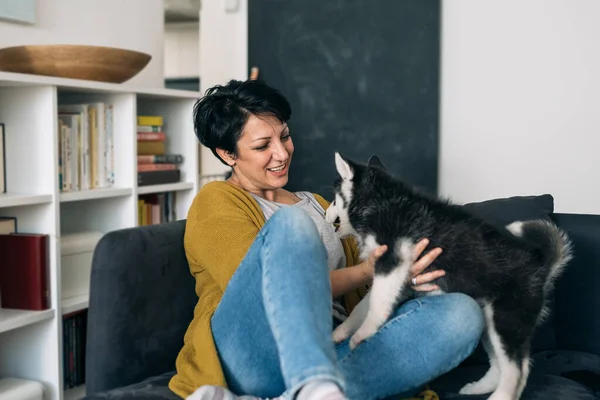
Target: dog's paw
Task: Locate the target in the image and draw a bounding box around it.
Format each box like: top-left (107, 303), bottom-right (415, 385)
top-left (459, 382), bottom-right (483, 395)
top-left (349, 329), bottom-right (374, 350)
top-left (332, 325), bottom-right (351, 343)
top-left (349, 323), bottom-right (379, 350)
top-left (349, 333), bottom-right (364, 350)
top-left (487, 390), bottom-right (513, 400)
top-left (458, 381), bottom-right (494, 395)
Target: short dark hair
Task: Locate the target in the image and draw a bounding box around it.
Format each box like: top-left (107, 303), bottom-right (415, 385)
top-left (193, 79), bottom-right (292, 165)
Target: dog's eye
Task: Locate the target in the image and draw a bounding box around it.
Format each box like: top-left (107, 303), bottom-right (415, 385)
top-left (332, 200), bottom-right (336, 206)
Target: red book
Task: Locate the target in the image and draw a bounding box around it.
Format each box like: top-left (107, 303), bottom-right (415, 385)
top-left (137, 163), bottom-right (178, 172)
top-left (137, 132), bottom-right (166, 141)
top-left (0, 233), bottom-right (50, 310)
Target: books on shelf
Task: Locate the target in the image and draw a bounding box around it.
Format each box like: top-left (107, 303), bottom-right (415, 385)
top-left (138, 169), bottom-right (181, 186)
top-left (58, 103), bottom-right (115, 192)
top-left (0, 123), bottom-right (5, 193)
top-left (138, 154), bottom-right (184, 164)
top-left (136, 115), bottom-right (183, 186)
top-left (138, 192), bottom-right (177, 226)
top-left (63, 309), bottom-right (87, 390)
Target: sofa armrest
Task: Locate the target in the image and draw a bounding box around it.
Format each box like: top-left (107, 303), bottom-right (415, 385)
top-left (551, 213), bottom-right (600, 357)
top-left (85, 220), bottom-right (198, 395)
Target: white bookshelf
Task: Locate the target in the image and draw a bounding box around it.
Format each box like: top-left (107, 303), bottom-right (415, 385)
top-left (0, 71), bottom-right (201, 400)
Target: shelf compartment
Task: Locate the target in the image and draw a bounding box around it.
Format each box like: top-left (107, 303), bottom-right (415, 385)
top-left (57, 90), bottom-right (137, 192)
top-left (60, 196), bottom-right (136, 235)
top-left (0, 85), bottom-right (58, 196)
top-left (136, 97), bottom-right (198, 184)
top-left (0, 203), bottom-right (57, 238)
top-left (136, 97), bottom-right (198, 220)
top-left (0, 315), bottom-right (61, 400)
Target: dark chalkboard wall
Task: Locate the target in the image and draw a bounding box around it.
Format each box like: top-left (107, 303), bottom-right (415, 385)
top-left (248, 0), bottom-right (440, 199)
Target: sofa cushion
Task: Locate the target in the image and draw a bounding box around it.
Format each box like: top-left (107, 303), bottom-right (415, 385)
top-left (86, 221), bottom-right (197, 396)
top-left (83, 372), bottom-right (179, 400)
top-left (461, 193), bottom-right (555, 229)
top-left (430, 350), bottom-right (600, 399)
top-left (431, 369), bottom-right (598, 400)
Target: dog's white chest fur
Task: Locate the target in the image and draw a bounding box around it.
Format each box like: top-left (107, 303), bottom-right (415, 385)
top-left (335, 234), bottom-right (417, 348)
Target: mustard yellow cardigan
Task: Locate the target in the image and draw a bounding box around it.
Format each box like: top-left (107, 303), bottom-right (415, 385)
top-left (168, 181), bottom-right (438, 400)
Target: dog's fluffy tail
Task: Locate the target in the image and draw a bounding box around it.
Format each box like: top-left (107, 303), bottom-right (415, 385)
top-left (506, 219), bottom-right (574, 287)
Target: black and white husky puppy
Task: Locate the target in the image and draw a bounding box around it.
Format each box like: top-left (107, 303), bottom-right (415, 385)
top-left (325, 153), bottom-right (573, 400)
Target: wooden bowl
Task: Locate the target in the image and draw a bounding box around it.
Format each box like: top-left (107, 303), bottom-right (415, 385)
top-left (0, 45), bottom-right (152, 83)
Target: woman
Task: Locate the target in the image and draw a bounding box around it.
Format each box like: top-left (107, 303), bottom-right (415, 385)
top-left (168, 79), bottom-right (484, 400)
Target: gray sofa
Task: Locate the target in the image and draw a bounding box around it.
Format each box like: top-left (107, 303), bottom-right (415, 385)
top-left (83, 195), bottom-right (600, 400)
top-left (84, 219), bottom-right (192, 399)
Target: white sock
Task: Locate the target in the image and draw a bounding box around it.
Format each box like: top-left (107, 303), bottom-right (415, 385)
top-left (186, 385), bottom-right (282, 400)
top-left (296, 380), bottom-right (347, 400)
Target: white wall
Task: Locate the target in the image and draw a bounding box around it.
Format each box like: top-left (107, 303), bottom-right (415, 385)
top-left (164, 22), bottom-right (199, 78)
top-left (439, 0), bottom-right (600, 214)
top-left (198, 0), bottom-right (248, 176)
top-left (0, 0), bottom-right (165, 88)
top-left (197, 1), bottom-right (600, 214)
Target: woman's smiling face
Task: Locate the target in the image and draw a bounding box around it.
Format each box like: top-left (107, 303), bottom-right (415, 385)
top-left (227, 113), bottom-right (294, 192)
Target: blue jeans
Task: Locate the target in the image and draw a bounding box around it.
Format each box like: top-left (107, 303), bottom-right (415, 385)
top-left (211, 207), bottom-right (484, 400)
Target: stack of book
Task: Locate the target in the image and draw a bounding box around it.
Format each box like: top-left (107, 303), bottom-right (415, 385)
top-left (58, 103), bottom-right (115, 192)
top-left (62, 309), bottom-right (87, 390)
top-left (137, 116), bottom-right (183, 186)
top-left (137, 192), bottom-right (177, 226)
top-left (1, 123), bottom-right (5, 194)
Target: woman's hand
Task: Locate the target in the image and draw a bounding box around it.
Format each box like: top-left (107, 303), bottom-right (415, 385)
top-left (359, 238), bottom-right (445, 292)
top-left (409, 238), bottom-right (445, 291)
top-left (358, 244), bottom-right (388, 280)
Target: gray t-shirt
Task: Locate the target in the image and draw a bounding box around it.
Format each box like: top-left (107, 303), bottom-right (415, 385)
top-left (250, 191), bottom-right (348, 322)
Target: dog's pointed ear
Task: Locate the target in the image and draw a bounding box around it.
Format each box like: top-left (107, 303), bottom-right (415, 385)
top-left (367, 155), bottom-right (386, 170)
top-left (335, 152), bottom-right (354, 180)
